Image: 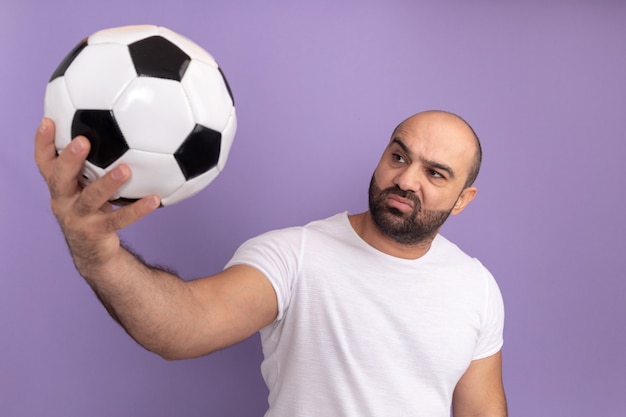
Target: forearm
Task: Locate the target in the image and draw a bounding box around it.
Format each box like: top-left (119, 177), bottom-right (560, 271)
top-left (76, 242), bottom-right (202, 359)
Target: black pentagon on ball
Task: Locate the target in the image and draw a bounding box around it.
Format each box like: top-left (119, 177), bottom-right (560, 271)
top-left (72, 109), bottom-right (129, 168)
top-left (174, 124), bottom-right (222, 180)
top-left (128, 36), bottom-right (191, 81)
top-left (49, 38), bottom-right (88, 82)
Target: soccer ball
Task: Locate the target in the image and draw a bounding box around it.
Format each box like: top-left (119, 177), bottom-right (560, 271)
top-left (44, 25), bottom-right (236, 206)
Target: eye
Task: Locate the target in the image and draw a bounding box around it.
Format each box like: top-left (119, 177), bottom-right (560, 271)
top-left (427, 169), bottom-right (444, 179)
top-left (392, 153), bottom-right (406, 163)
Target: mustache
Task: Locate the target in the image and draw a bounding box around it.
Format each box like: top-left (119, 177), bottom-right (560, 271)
top-left (381, 185), bottom-right (421, 207)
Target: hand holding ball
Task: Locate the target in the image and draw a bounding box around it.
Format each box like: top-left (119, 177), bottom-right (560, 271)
top-left (44, 25), bottom-right (236, 206)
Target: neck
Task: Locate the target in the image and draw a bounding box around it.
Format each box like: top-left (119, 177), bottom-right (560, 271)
top-left (348, 212), bottom-right (436, 260)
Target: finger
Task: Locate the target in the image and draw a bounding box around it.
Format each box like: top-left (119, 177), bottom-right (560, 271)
top-left (102, 195), bottom-right (161, 233)
top-left (48, 135), bottom-right (91, 199)
top-left (34, 118), bottom-right (58, 179)
top-left (73, 164), bottom-right (131, 216)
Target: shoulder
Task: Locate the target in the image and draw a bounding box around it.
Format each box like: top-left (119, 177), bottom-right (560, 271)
top-left (254, 212), bottom-right (348, 242)
top-left (232, 212), bottom-right (347, 258)
top-left (430, 235), bottom-right (485, 269)
top-left (428, 235), bottom-right (500, 295)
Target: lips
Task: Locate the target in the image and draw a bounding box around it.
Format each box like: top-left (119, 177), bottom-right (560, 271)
top-left (386, 193), bottom-right (415, 212)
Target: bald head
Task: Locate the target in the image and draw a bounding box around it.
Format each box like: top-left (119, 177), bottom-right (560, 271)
top-left (393, 110), bottom-right (482, 188)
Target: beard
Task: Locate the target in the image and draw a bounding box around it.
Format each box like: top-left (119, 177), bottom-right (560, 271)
top-left (368, 175), bottom-right (453, 246)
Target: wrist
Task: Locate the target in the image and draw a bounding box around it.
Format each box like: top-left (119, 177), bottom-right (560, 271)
top-left (68, 234), bottom-right (122, 279)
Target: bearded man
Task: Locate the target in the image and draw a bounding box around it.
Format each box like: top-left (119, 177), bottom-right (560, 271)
top-left (35, 109), bottom-right (506, 416)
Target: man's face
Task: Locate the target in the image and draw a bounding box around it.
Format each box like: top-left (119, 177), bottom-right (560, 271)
top-left (368, 111), bottom-right (478, 245)
top-left (368, 175), bottom-right (453, 245)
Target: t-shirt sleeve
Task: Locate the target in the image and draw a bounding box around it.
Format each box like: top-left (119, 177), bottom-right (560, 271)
top-left (472, 265), bottom-right (505, 360)
top-left (224, 227), bottom-right (304, 322)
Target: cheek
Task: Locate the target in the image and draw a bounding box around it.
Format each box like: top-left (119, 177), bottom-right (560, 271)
top-left (419, 189), bottom-right (457, 211)
top-left (372, 165), bottom-right (395, 188)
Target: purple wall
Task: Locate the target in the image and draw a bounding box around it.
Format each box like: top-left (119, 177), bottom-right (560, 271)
top-left (2, 1), bottom-right (625, 416)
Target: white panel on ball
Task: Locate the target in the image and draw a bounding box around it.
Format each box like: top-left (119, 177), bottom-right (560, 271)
top-left (162, 166), bottom-right (221, 206)
top-left (159, 27), bottom-right (218, 67)
top-left (182, 60), bottom-right (233, 132)
top-left (112, 149), bottom-right (186, 200)
top-left (217, 112), bottom-right (237, 172)
top-left (113, 77), bottom-right (195, 154)
top-left (89, 25), bottom-right (159, 46)
top-left (65, 44), bottom-right (136, 109)
top-left (44, 78), bottom-right (76, 150)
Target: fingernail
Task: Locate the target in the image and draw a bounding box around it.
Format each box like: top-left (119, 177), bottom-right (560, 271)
top-left (110, 165), bottom-right (127, 181)
top-left (146, 196), bottom-right (161, 209)
top-left (70, 137), bottom-right (85, 154)
top-left (39, 118), bottom-right (48, 132)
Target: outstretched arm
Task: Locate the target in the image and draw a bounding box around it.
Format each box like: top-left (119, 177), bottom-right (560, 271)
top-left (452, 351), bottom-right (507, 417)
top-left (35, 118), bottom-right (278, 359)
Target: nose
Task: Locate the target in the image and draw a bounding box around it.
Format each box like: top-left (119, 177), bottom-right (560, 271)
top-left (393, 166), bottom-right (421, 194)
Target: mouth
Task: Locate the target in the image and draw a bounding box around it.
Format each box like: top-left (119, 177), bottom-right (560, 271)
top-left (386, 193), bottom-right (415, 213)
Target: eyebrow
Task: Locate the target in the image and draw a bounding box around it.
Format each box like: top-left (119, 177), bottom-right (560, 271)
top-left (390, 138), bottom-right (456, 179)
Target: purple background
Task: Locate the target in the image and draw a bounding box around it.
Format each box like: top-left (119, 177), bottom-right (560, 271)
top-left (2, 0), bottom-right (625, 416)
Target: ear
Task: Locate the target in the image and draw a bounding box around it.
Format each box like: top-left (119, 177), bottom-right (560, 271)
top-left (451, 186), bottom-right (477, 216)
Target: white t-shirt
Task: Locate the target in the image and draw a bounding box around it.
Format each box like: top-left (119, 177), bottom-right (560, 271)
top-left (226, 212), bottom-right (504, 417)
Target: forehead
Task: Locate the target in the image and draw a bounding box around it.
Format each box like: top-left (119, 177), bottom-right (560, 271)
top-left (389, 113), bottom-right (477, 172)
